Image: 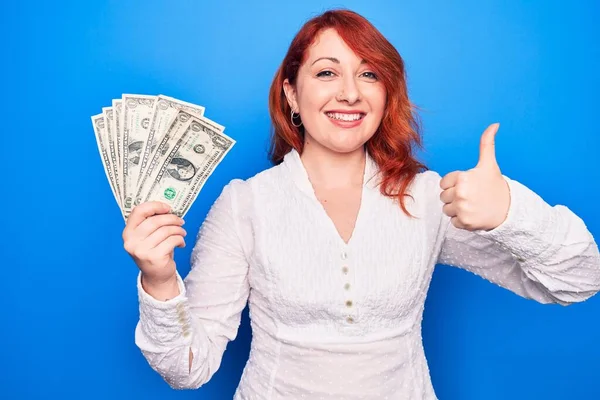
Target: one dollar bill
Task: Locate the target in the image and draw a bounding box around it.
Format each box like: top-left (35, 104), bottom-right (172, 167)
top-left (121, 94), bottom-right (156, 214)
top-left (134, 111), bottom-right (235, 218)
top-left (91, 113), bottom-right (124, 217)
top-left (138, 94), bottom-right (217, 181)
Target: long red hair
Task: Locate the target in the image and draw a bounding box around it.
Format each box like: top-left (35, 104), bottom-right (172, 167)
top-left (268, 9), bottom-right (428, 217)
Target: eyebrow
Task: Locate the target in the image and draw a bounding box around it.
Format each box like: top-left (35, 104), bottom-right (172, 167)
top-left (311, 57), bottom-right (367, 65)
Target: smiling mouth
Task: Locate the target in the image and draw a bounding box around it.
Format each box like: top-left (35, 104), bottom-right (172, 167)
top-left (325, 112), bottom-right (366, 122)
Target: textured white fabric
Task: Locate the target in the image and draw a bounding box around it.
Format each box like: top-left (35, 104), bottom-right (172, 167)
top-left (134, 148), bottom-right (600, 399)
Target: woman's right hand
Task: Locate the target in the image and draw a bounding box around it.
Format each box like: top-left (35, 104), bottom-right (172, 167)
top-left (122, 201), bottom-right (187, 291)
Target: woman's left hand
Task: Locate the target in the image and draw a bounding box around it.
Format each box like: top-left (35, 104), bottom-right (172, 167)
top-left (439, 123), bottom-right (511, 232)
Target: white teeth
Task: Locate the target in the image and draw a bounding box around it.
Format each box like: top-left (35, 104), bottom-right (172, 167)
top-left (326, 112), bottom-right (363, 121)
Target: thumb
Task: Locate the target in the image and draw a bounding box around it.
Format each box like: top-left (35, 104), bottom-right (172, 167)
top-left (476, 123), bottom-right (500, 169)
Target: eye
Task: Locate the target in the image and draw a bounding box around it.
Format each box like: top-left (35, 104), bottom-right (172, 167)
top-left (361, 71), bottom-right (378, 81)
top-left (316, 70), bottom-right (336, 78)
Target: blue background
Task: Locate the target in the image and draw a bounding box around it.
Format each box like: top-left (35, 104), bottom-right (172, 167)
top-left (1, 0), bottom-right (599, 399)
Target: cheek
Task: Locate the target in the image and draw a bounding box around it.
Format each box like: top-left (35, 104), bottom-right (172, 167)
top-left (366, 87), bottom-right (387, 116)
top-left (298, 81), bottom-right (336, 111)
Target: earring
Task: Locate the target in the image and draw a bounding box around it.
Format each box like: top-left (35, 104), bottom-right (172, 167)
top-left (290, 109), bottom-right (303, 127)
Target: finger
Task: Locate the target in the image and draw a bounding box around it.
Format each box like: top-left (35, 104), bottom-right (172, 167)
top-left (151, 235), bottom-right (186, 257)
top-left (126, 201), bottom-right (171, 232)
top-left (136, 214), bottom-right (185, 241)
top-left (442, 202), bottom-right (457, 217)
top-left (440, 171), bottom-right (461, 190)
top-left (145, 225), bottom-right (187, 249)
top-left (439, 187), bottom-right (456, 205)
top-left (476, 123), bottom-right (499, 169)
top-left (450, 216), bottom-right (467, 230)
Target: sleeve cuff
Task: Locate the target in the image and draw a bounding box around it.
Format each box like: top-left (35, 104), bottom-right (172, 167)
top-left (473, 175), bottom-right (555, 263)
top-left (136, 271), bottom-right (194, 347)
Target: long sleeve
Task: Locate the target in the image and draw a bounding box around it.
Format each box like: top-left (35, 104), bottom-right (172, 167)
top-left (134, 179), bottom-right (251, 389)
top-left (434, 172), bottom-right (600, 305)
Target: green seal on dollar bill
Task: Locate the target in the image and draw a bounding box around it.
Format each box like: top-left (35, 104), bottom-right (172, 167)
top-left (164, 187), bottom-right (176, 200)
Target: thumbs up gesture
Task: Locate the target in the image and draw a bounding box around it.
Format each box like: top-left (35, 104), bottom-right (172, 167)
top-left (439, 123), bottom-right (511, 231)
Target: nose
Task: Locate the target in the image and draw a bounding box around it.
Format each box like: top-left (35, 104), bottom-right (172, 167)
top-left (337, 75), bottom-right (361, 104)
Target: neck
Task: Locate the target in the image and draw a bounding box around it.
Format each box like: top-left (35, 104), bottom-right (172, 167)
top-left (299, 137), bottom-right (366, 189)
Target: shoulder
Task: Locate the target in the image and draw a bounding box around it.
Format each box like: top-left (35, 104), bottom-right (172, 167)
top-left (216, 161), bottom-right (289, 215)
top-left (224, 162), bottom-right (288, 196)
top-left (407, 169), bottom-right (443, 198)
top-left (397, 169), bottom-right (445, 219)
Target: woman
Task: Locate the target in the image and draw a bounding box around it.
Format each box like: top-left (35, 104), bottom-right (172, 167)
top-left (122, 9), bottom-right (600, 399)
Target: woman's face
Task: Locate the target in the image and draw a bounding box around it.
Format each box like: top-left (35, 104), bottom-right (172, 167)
top-left (284, 28), bottom-right (386, 154)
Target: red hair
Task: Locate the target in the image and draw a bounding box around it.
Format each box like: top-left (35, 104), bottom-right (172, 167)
top-left (268, 9), bottom-right (428, 217)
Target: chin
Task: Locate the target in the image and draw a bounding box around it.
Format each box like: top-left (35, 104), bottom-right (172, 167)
top-left (305, 124), bottom-right (375, 154)
top-left (328, 133), bottom-right (373, 153)
top-left (324, 140), bottom-right (367, 154)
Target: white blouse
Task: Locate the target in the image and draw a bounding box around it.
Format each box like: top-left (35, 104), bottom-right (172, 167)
top-left (134, 149), bottom-right (600, 399)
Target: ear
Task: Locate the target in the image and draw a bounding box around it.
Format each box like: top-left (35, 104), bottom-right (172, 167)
top-left (283, 78), bottom-right (299, 112)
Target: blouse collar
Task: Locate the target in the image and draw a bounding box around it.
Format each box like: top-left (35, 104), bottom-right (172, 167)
top-left (282, 148), bottom-right (381, 196)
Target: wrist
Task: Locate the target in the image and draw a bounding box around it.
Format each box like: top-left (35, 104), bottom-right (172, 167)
top-left (141, 273), bottom-right (180, 301)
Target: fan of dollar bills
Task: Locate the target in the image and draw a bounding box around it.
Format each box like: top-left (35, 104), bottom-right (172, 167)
top-left (91, 94), bottom-right (235, 221)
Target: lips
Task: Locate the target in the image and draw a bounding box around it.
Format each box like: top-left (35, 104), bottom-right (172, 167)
top-left (325, 112), bottom-right (365, 121)
top-left (325, 110), bottom-right (366, 128)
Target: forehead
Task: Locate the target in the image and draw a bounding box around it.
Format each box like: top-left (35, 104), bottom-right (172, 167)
top-left (306, 28), bottom-right (360, 62)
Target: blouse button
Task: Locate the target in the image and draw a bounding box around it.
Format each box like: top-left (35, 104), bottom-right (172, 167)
top-left (341, 251), bottom-right (348, 260)
top-left (345, 300), bottom-right (353, 307)
top-left (344, 283), bottom-right (350, 290)
top-left (342, 266), bottom-right (349, 274)
top-left (346, 316), bottom-right (354, 324)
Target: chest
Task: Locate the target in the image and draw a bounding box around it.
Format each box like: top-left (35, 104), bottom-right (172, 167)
top-left (248, 189), bottom-right (437, 332)
top-left (313, 185), bottom-right (362, 244)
